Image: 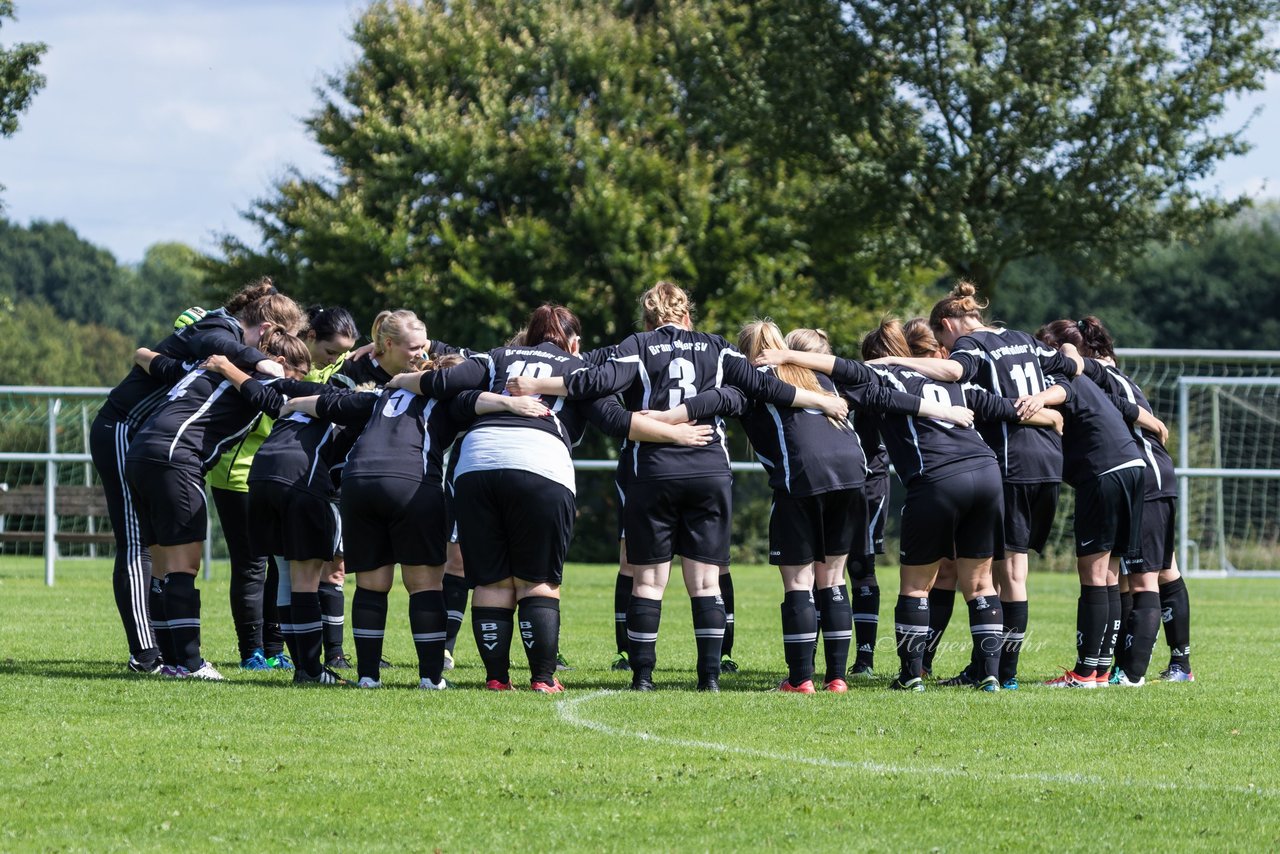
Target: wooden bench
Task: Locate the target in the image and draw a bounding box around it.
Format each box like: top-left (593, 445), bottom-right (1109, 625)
top-left (0, 484), bottom-right (116, 547)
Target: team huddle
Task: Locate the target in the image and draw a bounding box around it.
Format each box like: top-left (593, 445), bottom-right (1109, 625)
top-left (89, 278), bottom-right (1195, 693)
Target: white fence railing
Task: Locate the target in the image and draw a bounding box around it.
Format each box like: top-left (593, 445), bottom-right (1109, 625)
top-left (4, 349), bottom-right (1280, 585)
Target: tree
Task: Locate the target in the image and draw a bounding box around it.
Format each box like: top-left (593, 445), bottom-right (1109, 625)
top-left (208, 0), bottom-right (929, 350)
top-left (0, 1), bottom-right (46, 199)
top-left (849, 0), bottom-right (1280, 296)
top-left (0, 297), bottom-right (134, 387)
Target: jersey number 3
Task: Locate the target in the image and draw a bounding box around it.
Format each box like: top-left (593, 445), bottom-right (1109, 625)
top-left (667, 357), bottom-right (697, 408)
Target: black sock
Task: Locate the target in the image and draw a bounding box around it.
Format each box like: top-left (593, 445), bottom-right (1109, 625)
top-left (627, 597), bottom-right (662, 682)
top-left (442, 574), bottom-right (468, 655)
top-left (149, 576), bottom-right (175, 666)
top-left (291, 591), bottom-right (324, 678)
top-left (780, 589), bottom-right (817, 685)
top-left (163, 573), bottom-right (202, 672)
top-left (1098, 584), bottom-right (1121, 677)
top-left (613, 572), bottom-right (631, 655)
top-left (318, 581), bottom-right (346, 660)
top-left (894, 595), bottom-right (929, 681)
top-left (472, 606), bottom-right (515, 684)
top-left (1159, 577), bottom-right (1191, 670)
top-left (691, 595), bottom-right (726, 681)
top-left (519, 596), bottom-right (561, 685)
top-left (967, 595), bottom-right (1004, 681)
top-left (816, 585), bottom-right (852, 681)
top-left (998, 600), bottom-right (1028, 683)
top-left (1075, 585), bottom-right (1109, 678)
top-left (351, 587), bottom-right (388, 683)
top-left (409, 590), bottom-right (448, 682)
top-left (719, 573), bottom-right (735, 657)
top-left (1117, 590), bottom-right (1134, 671)
top-left (262, 558), bottom-right (284, 658)
top-left (1124, 591), bottom-right (1161, 680)
top-left (851, 581), bottom-right (880, 668)
top-left (923, 587), bottom-right (955, 673)
top-left (277, 595), bottom-right (294, 663)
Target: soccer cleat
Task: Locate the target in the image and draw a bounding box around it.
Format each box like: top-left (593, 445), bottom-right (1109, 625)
top-left (158, 664), bottom-right (186, 678)
top-left (1108, 669), bottom-right (1121, 686)
top-left (1116, 671), bottom-right (1145, 688)
top-left (127, 655), bottom-right (163, 675)
top-left (697, 676), bottom-right (720, 692)
top-left (326, 653), bottom-right (353, 670)
top-left (610, 651), bottom-right (632, 672)
top-left (442, 649), bottom-right (455, 672)
top-left (777, 678), bottom-right (816, 694)
top-left (1160, 664), bottom-right (1195, 683)
top-left (1001, 677), bottom-right (1020, 691)
top-left (264, 652), bottom-right (294, 671)
top-left (889, 676), bottom-right (925, 692)
top-left (379, 657), bottom-right (394, 669)
top-left (531, 677), bottom-right (565, 694)
top-left (187, 661), bottom-right (225, 681)
top-left (418, 677), bottom-right (450, 691)
top-left (1043, 669), bottom-right (1097, 689)
top-left (293, 667), bottom-right (350, 686)
top-left (555, 652), bottom-right (574, 671)
top-left (356, 676), bottom-right (382, 689)
top-left (976, 675), bottom-right (1001, 692)
top-left (824, 678), bottom-right (849, 693)
top-left (940, 669), bottom-right (979, 688)
top-left (240, 649), bottom-right (272, 671)
top-left (847, 662), bottom-right (876, 681)
top-left (630, 676), bottom-right (656, 692)
top-left (485, 679), bottom-right (515, 691)
top-left (719, 655), bottom-right (739, 674)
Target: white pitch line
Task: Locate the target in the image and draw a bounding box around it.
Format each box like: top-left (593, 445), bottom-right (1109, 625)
top-left (556, 690), bottom-right (1276, 798)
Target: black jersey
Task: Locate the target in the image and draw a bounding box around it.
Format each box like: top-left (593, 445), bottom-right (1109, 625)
top-left (99, 308), bottom-right (270, 430)
top-left (315, 387), bottom-right (482, 486)
top-left (1055, 372), bottom-right (1144, 487)
top-left (414, 342), bottom-right (634, 455)
top-left (247, 405), bottom-right (361, 497)
top-left (126, 361), bottom-right (325, 474)
top-left (559, 325), bottom-right (799, 481)
top-left (948, 327), bottom-right (1076, 483)
top-left (1080, 359), bottom-right (1175, 499)
top-left (854, 413), bottom-right (889, 480)
top-left (832, 359), bottom-right (997, 487)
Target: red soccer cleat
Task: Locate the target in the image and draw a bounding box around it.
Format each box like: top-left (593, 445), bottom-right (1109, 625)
top-left (530, 678), bottom-right (565, 694)
top-left (777, 678), bottom-right (816, 694)
top-left (486, 679), bottom-right (516, 691)
top-left (823, 678), bottom-right (848, 693)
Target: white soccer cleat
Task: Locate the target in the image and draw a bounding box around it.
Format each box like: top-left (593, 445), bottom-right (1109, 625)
top-left (1117, 672), bottom-right (1146, 688)
top-left (356, 676), bottom-right (382, 689)
top-left (418, 677), bottom-right (449, 691)
top-left (187, 661), bottom-right (226, 681)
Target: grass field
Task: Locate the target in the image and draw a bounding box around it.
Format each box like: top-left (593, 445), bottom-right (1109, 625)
top-left (1, 557), bottom-right (1277, 851)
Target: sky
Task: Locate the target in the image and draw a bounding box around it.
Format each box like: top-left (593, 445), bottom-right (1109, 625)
top-left (1, 1), bottom-right (1278, 265)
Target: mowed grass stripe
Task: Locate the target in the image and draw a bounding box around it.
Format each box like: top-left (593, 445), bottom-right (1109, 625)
top-left (0, 557), bottom-right (1277, 851)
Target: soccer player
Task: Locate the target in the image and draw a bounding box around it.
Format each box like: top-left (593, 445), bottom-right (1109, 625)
top-left (1040, 317), bottom-right (1182, 685)
top-left (671, 320), bottom-right (970, 693)
top-left (504, 285), bottom-right (849, 692)
top-left (89, 279), bottom-right (303, 673)
top-left (871, 282), bottom-right (1078, 690)
top-left (124, 331), bottom-right (318, 680)
top-left (1032, 334), bottom-right (1168, 687)
top-left (392, 304), bottom-right (717, 692)
top-left (759, 318), bottom-right (1063, 692)
top-left (207, 305), bottom-right (358, 673)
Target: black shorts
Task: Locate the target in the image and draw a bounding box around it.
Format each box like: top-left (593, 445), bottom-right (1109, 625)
top-left (454, 469), bottom-right (576, 587)
top-left (340, 476), bottom-right (447, 573)
top-left (899, 463), bottom-right (1004, 566)
top-left (862, 474), bottom-right (889, 556)
top-left (1141, 497), bottom-right (1176, 572)
top-left (624, 475), bottom-right (732, 566)
top-left (124, 460), bottom-right (207, 547)
top-left (769, 488), bottom-right (856, 566)
top-left (1073, 465), bottom-right (1144, 571)
top-left (1003, 481), bottom-right (1060, 554)
top-left (248, 480), bottom-right (340, 562)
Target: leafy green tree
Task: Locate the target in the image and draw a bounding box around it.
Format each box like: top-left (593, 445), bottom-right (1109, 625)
top-left (0, 1), bottom-right (45, 199)
top-left (849, 0), bottom-right (1280, 296)
top-left (0, 297), bottom-right (134, 386)
top-left (209, 0), bottom-right (926, 350)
